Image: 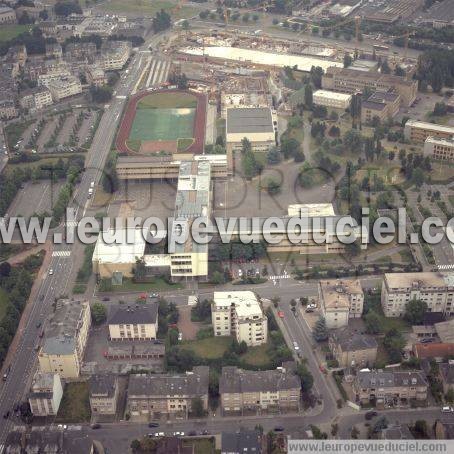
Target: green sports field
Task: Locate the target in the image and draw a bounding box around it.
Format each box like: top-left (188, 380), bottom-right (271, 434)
top-left (129, 107), bottom-right (195, 141)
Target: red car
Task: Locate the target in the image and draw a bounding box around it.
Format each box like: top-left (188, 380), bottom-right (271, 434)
top-left (277, 311), bottom-right (284, 318)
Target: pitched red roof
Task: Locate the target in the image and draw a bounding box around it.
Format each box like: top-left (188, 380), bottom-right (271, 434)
top-left (414, 343), bottom-right (454, 359)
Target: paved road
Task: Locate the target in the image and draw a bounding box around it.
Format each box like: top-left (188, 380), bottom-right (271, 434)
top-left (0, 30), bottom-right (170, 445)
top-left (0, 121), bottom-right (8, 174)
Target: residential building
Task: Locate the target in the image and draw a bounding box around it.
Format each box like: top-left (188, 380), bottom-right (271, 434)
top-left (434, 419), bottom-right (454, 439)
top-left (226, 107), bottom-right (275, 155)
top-left (5, 431), bottom-right (62, 453)
top-left (20, 86), bottom-right (53, 111)
top-left (48, 76), bottom-right (82, 102)
top-left (423, 136), bottom-right (454, 161)
top-left (127, 366), bottom-right (209, 420)
top-left (0, 99), bottom-right (18, 120)
top-left (404, 120), bottom-right (454, 143)
top-left (37, 69), bottom-right (72, 87)
top-left (313, 89), bottom-right (352, 109)
top-left (108, 303), bottom-right (158, 341)
top-left (89, 374), bottom-right (119, 415)
top-left (0, 6), bottom-right (16, 24)
top-left (380, 425), bottom-right (415, 440)
top-left (65, 42), bottom-right (97, 63)
top-left (28, 372), bottom-right (63, 417)
top-left (219, 362), bottom-right (301, 415)
top-left (318, 279), bottom-right (364, 329)
top-left (221, 429), bottom-right (263, 454)
top-left (329, 328), bottom-right (378, 368)
top-left (354, 370), bottom-right (428, 408)
top-left (381, 272), bottom-right (454, 317)
top-left (38, 300), bottom-right (91, 379)
top-left (361, 90), bottom-right (401, 124)
top-left (435, 318), bottom-right (454, 343)
top-left (86, 66), bottom-right (107, 87)
top-left (322, 66), bottom-right (417, 107)
top-left (440, 361), bottom-right (454, 394)
top-left (100, 41), bottom-right (131, 70)
top-left (212, 291), bottom-right (268, 347)
top-left (45, 43), bottom-right (63, 60)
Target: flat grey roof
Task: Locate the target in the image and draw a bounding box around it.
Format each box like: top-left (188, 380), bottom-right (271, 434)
top-left (109, 303), bottom-right (158, 325)
top-left (226, 107), bottom-right (274, 134)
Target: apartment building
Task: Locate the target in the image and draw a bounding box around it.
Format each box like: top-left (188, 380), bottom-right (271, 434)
top-left (28, 372), bottom-right (63, 417)
top-left (423, 136), bottom-right (454, 161)
top-left (354, 370), bottom-right (428, 408)
top-left (219, 362), bottom-right (301, 415)
top-left (108, 303), bottom-right (158, 341)
top-left (212, 291), bottom-right (268, 347)
top-left (20, 86), bottom-right (53, 111)
top-left (318, 279), bottom-right (364, 329)
top-left (313, 89), bottom-right (352, 109)
top-left (0, 6), bottom-right (16, 24)
top-left (45, 43), bottom-right (63, 60)
top-left (48, 76), bottom-right (82, 102)
top-left (86, 66), bottom-right (107, 87)
top-left (0, 99), bottom-right (18, 120)
top-left (361, 90), bottom-right (401, 124)
top-left (440, 361), bottom-right (454, 394)
top-left (322, 66), bottom-right (417, 107)
top-left (381, 272), bottom-right (454, 317)
top-left (100, 41), bottom-right (131, 70)
top-left (89, 374), bottom-right (119, 415)
top-left (404, 120), bottom-right (454, 143)
top-left (127, 366), bottom-right (209, 420)
top-left (329, 328), bottom-right (378, 368)
top-left (38, 300), bottom-right (91, 379)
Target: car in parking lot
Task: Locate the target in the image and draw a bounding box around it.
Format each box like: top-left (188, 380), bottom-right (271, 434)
top-left (91, 423), bottom-right (101, 429)
top-left (274, 426), bottom-right (284, 432)
top-left (148, 422), bottom-right (159, 428)
top-left (365, 411), bottom-right (378, 420)
top-left (442, 406), bottom-right (454, 413)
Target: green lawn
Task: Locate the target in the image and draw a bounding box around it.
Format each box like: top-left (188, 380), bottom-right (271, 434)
top-left (56, 382), bottom-right (91, 423)
top-left (182, 438), bottom-right (215, 454)
top-left (0, 288), bottom-right (9, 323)
top-left (241, 340), bottom-right (272, 366)
top-left (100, 0), bottom-right (197, 19)
top-left (0, 24), bottom-right (31, 44)
top-left (177, 137), bottom-right (195, 151)
top-left (106, 277), bottom-right (183, 293)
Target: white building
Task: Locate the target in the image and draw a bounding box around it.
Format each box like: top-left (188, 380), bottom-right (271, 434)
top-left (318, 279), bottom-right (364, 329)
top-left (423, 136), bottom-right (454, 161)
top-left (48, 76), bottom-right (82, 101)
top-left (212, 291), bottom-right (268, 346)
top-left (108, 303), bottom-right (158, 341)
top-left (381, 272), bottom-right (454, 317)
top-left (313, 89), bottom-right (352, 110)
top-left (100, 41), bottom-right (131, 70)
top-left (20, 86), bottom-right (53, 111)
top-left (28, 372), bottom-right (63, 417)
top-left (404, 119), bottom-right (454, 143)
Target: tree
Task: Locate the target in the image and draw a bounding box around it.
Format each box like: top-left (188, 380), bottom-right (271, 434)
top-left (304, 84), bottom-right (313, 108)
top-left (446, 388), bottom-right (454, 404)
top-left (296, 362), bottom-right (314, 392)
top-left (383, 329), bottom-right (406, 363)
top-left (364, 310), bottom-right (383, 334)
top-left (267, 147), bottom-right (282, 165)
top-left (91, 303), bottom-right (107, 325)
top-left (130, 440), bottom-right (141, 452)
top-left (191, 397), bottom-right (205, 416)
top-left (313, 317), bottom-right (328, 342)
top-left (412, 167), bottom-right (425, 187)
top-left (182, 20), bottom-right (190, 31)
top-left (380, 59), bottom-right (391, 74)
top-left (54, 1), bottom-right (82, 17)
top-left (434, 102), bottom-right (447, 116)
top-left (404, 299), bottom-right (428, 324)
top-left (343, 53), bottom-right (353, 68)
top-left (263, 177), bottom-right (281, 195)
top-left (152, 9), bottom-right (172, 33)
top-left (90, 85), bottom-right (113, 103)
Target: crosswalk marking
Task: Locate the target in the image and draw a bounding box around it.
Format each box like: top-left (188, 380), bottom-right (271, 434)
top-left (438, 264), bottom-right (454, 270)
top-left (270, 274), bottom-right (290, 280)
top-left (52, 251), bottom-right (71, 257)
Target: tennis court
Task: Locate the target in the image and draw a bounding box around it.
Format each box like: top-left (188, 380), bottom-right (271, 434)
top-left (129, 107), bottom-right (195, 141)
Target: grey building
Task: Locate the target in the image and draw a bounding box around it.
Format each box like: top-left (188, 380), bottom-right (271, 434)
top-left (89, 374), bottom-right (119, 415)
top-left (221, 429), bottom-right (263, 454)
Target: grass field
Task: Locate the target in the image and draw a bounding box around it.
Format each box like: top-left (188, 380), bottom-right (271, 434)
top-left (56, 382), bottom-right (91, 423)
top-left (0, 288), bottom-right (9, 323)
top-left (99, 0), bottom-right (197, 19)
top-left (0, 25), bottom-right (31, 44)
top-left (104, 277), bottom-right (183, 293)
top-left (129, 108), bottom-right (195, 141)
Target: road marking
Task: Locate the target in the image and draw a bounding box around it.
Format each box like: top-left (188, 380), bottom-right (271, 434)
top-left (438, 264), bottom-right (454, 270)
top-left (269, 274), bottom-right (290, 280)
top-left (52, 251), bottom-right (71, 257)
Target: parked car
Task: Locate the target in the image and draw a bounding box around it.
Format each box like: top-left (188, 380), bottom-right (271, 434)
top-left (442, 406), bottom-right (454, 413)
top-left (91, 423), bottom-right (101, 429)
top-left (148, 422), bottom-right (159, 428)
top-left (293, 341), bottom-right (299, 351)
top-left (365, 411), bottom-right (378, 420)
top-left (274, 426), bottom-right (284, 432)
top-left (277, 311), bottom-right (284, 318)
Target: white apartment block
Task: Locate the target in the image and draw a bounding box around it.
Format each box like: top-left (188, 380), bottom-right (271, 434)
top-left (108, 304), bottom-right (158, 341)
top-left (423, 136), bottom-right (454, 161)
top-left (48, 76), bottom-right (82, 102)
top-left (100, 41), bottom-right (131, 70)
top-left (20, 87), bottom-right (53, 111)
top-left (37, 69), bottom-right (71, 88)
top-left (318, 279), bottom-right (364, 329)
top-left (212, 291), bottom-right (268, 346)
top-left (28, 372), bottom-right (63, 417)
top-left (381, 272), bottom-right (454, 317)
top-left (313, 89), bottom-right (352, 109)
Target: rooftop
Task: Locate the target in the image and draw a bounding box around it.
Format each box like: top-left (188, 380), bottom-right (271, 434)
top-left (440, 362), bottom-right (454, 385)
top-left (313, 89), bottom-right (352, 102)
top-left (319, 279), bottom-right (363, 311)
top-left (109, 303), bottom-right (158, 326)
top-left (435, 319), bottom-right (454, 343)
top-left (287, 203), bottom-right (336, 217)
top-left (414, 343), bottom-right (454, 359)
top-left (221, 429), bottom-right (262, 453)
top-left (220, 363), bottom-right (300, 394)
top-left (89, 374), bottom-right (118, 398)
top-left (31, 371), bottom-right (56, 392)
top-left (384, 272), bottom-right (452, 290)
top-left (226, 107), bottom-right (274, 135)
top-left (213, 291), bottom-right (264, 318)
top-left (405, 119), bottom-right (454, 134)
top-left (425, 136), bottom-right (454, 146)
top-left (330, 327), bottom-right (378, 352)
top-left (356, 370), bottom-right (428, 388)
top-left (128, 366), bottom-right (209, 398)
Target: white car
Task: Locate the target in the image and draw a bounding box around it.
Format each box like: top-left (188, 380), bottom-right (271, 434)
top-left (48, 269), bottom-right (54, 276)
top-left (293, 341), bottom-right (299, 351)
top-left (178, 332), bottom-right (183, 341)
top-left (307, 303), bottom-right (317, 309)
top-left (442, 406), bottom-right (454, 413)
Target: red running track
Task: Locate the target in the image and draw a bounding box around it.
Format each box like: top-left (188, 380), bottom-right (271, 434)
top-left (115, 89), bottom-right (207, 155)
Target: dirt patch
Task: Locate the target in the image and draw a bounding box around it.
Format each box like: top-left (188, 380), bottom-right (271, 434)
top-left (177, 306), bottom-right (205, 341)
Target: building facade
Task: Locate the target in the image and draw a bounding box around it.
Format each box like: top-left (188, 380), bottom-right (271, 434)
top-left (100, 41), bottom-right (131, 70)
top-left (381, 272), bottom-right (454, 317)
top-left (423, 136), bottom-right (454, 161)
top-left (318, 279), bottom-right (364, 329)
top-left (89, 374), bottom-right (119, 415)
top-left (28, 372), bottom-right (63, 417)
top-left (361, 90), bottom-right (401, 124)
top-left (127, 366), bottom-right (209, 420)
top-left (48, 76), bottom-right (82, 101)
top-left (404, 120), bottom-right (454, 143)
top-left (20, 86), bottom-right (53, 111)
top-left (313, 89), bottom-right (352, 109)
top-left (322, 66), bottom-right (417, 107)
top-left (38, 300), bottom-right (91, 379)
top-left (220, 363), bottom-right (300, 415)
top-left (212, 291), bottom-right (268, 347)
top-left (108, 304), bottom-right (158, 341)
top-left (354, 370), bottom-right (428, 407)
top-left (0, 6), bottom-right (16, 24)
